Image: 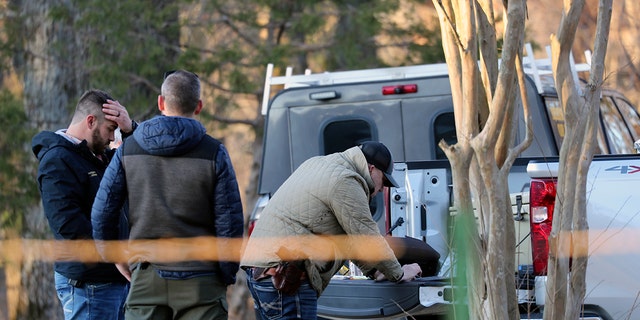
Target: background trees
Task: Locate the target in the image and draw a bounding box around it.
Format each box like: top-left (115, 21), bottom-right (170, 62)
top-left (0, 0), bottom-right (442, 318)
top-left (0, 0), bottom-right (632, 319)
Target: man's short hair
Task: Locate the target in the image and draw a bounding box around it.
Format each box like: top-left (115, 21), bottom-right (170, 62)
top-left (161, 70), bottom-right (200, 114)
top-left (72, 89), bottom-right (114, 123)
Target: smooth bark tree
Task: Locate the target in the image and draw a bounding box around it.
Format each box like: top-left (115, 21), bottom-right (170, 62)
top-left (9, 0), bottom-right (87, 318)
top-left (434, 0), bottom-right (528, 318)
top-left (433, 0), bottom-right (611, 319)
top-left (544, 0), bottom-right (612, 319)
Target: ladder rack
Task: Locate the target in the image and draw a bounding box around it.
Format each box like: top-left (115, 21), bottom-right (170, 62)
top-left (521, 43), bottom-right (592, 95)
top-left (262, 43), bottom-right (592, 115)
top-left (261, 63), bottom-right (451, 115)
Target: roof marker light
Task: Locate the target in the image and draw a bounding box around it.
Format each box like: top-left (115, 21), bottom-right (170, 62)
top-left (382, 84), bottom-right (418, 95)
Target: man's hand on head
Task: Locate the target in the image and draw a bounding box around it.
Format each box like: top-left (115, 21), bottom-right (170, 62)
top-left (103, 99), bottom-right (133, 133)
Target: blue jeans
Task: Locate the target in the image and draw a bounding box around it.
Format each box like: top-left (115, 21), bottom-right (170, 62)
top-left (54, 272), bottom-right (129, 320)
top-left (246, 268), bottom-right (318, 320)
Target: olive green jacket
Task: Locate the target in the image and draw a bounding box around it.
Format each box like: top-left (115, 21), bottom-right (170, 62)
top-left (240, 146), bottom-right (403, 295)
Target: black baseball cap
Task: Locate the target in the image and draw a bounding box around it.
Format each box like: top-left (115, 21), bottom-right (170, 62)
top-left (359, 141), bottom-right (400, 188)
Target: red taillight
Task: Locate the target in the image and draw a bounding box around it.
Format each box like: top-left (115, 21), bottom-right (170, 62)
top-left (529, 178), bottom-right (557, 276)
top-left (382, 84), bottom-right (418, 95)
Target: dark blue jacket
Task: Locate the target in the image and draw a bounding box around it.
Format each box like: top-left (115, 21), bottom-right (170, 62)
top-left (91, 116), bottom-right (244, 285)
top-left (32, 131), bottom-right (128, 283)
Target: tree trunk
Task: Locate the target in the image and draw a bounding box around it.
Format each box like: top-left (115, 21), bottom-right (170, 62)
top-left (11, 0), bottom-right (87, 318)
top-left (434, 0), bottom-right (530, 318)
top-left (545, 0), bottom-right (612, 319)
top-left (10, 0), bottom-right (179, 317)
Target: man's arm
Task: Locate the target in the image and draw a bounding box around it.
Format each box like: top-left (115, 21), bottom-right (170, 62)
top-left (212, 144), bottom-right (244, 285)
top-left (38, 152), bottom-right (92, 239)
top-left (330, 179), bottom-right (407, 282)
top-left (92, 148), bottom-right (128, 242)
top-left (91, 148), bottom-right (130, 280)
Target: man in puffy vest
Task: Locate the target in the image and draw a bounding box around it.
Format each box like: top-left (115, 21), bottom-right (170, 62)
top-left (92, 70), bottom-right (244, 320)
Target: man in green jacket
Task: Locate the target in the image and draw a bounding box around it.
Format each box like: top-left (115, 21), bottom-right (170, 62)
top-left (241, 141), bottom-right (422, 320)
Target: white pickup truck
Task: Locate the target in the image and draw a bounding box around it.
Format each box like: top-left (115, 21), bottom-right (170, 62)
top-left (250, 48), bottom-right (640, 319)
top-left (524, 155), bottom-right (640, 319)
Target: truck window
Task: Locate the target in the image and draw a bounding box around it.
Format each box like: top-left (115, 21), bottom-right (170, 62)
top-left (614, 97), bottom-right (640, 142)
top-left (543, 95), bottom-right (631, 154)
top-left (600, 97), bottom-right (635, 154)
top-left (595, 121), bottom-right (606, 155)
top-left (322, 119), bottom-right (383, 226)
top-left (543, 97), bottom-right (566, 149)
top-left (434, 112), bottom-right (457, 160)
top-left (322, 119), bottom-right (373, 155)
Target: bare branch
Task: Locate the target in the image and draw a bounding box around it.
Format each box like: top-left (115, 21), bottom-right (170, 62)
top-left (126, 73), bottom-right (160, 94)
top-left (551, 0), bottom-right (585, 104)
top-left (476, 0), bottom-right (498, 101)
top-left (205, 113), bottom-right (259, 126)
top-left (199, 77), bottom-right (236, 94)
top-left (213, 7), bottom-right (261, 48)
top-left (433, 0), bottom-right (463, 129)
top-left (587, 0), bottom-right (612, 90)
top-left (620, 45), bottom-right (640, 84)
top-left (503, 50), bottom-right (533, 170)
top-left (221, 17), bottom-right (260, 48)
top-left (477, 0), bottom-right (525, 150)
top-left (434, 0), bottom-right (466, 51)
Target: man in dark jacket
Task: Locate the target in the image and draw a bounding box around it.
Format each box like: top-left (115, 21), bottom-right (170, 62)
top-left (32, 89), bottom-right (136, 320)
top-left (91, 69), bottom-right (244, 320)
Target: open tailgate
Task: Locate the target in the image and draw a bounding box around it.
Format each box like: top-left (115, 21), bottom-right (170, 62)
top-left (317, 276), bottom-right (451, 319)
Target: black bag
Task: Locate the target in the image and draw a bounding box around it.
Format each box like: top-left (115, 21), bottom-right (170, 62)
top-left (385, 236), bottom-right (441, 276)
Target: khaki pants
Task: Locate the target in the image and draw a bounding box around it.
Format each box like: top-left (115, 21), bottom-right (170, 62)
top-left (125, 264), bottom-right (228, 320)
